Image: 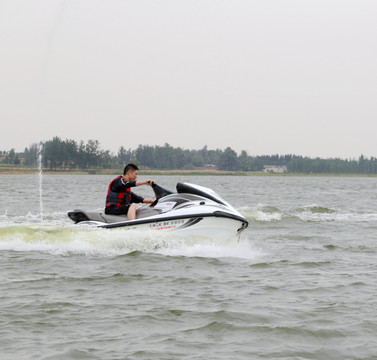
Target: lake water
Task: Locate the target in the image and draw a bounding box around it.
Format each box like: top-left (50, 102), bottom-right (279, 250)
top-left (1, 174), bottom-right (377, 359)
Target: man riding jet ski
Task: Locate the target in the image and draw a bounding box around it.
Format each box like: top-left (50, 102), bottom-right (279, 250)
top-left (68, 165), bottom-right (248, 241)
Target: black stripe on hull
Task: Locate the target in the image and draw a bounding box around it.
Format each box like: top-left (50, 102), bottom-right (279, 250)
top-left (177, 217), bottom-right (203, 229)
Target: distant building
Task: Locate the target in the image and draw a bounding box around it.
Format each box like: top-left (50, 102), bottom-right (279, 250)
top-left (263, 165), bottom-right (287, 173)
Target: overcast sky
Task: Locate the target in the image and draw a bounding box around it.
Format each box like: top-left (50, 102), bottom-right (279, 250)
top-left (1, 0), bottom-right (376, 158)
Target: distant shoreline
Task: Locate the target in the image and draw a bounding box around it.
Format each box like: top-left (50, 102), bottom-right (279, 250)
top-left (0, 166), bottom-right (258, 176)
top-left (0, 166), bottom-right (376, 177)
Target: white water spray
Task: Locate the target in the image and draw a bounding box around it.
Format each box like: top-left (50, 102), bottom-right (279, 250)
top-left (37, 144), bottom-right (43, 219)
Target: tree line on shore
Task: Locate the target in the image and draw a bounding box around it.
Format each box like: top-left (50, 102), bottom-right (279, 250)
top-left (1, 136), bottom-right (377, 174)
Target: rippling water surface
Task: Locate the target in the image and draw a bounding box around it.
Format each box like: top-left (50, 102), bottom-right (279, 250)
top-left (1, 174), bottom-right (377, 359)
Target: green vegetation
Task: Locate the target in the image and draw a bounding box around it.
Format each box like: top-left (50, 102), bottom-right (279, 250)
top-left (1, 136), bottom-right (377, 175)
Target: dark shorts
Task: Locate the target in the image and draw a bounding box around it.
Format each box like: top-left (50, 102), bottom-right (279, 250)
top-left (105, 205), bottom-right (130, 215)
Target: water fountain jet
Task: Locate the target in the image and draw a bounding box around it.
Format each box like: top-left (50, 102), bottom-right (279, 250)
top-left (37, 143), bottom-right (44, 219)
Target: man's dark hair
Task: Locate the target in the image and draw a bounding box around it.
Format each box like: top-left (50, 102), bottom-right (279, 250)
top-left (123, 163), bottom-right (139, 175)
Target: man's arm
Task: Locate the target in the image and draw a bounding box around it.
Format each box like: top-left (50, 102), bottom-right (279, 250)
top-left (130, 192), bottom-right (144, 204)
top-left (135, 180), bottom-right (154, 186)
top-left (111, 178), bottom-right (136, 192)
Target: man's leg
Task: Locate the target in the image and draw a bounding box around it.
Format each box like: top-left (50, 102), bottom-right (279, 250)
top-left (127, 203), bottom-right (137, 220)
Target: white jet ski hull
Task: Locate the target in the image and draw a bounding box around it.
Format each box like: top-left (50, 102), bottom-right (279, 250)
top-left (68, 182), bottom-right (248, 241)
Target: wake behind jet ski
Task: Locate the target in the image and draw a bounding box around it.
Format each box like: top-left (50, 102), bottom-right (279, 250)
top-left (68, 182), bottom-right (248, 241)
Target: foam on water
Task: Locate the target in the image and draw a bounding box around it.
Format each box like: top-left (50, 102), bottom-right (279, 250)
top-left (0, 223), bottom-right (258, 260)
top-left (241, 205), bottom-right (285, 222)
top-left (241, 204), bottom-right (377, 224)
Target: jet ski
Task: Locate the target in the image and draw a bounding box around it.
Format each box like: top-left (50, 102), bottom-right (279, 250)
top-left (67, 182), bottom-right (248, 241)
